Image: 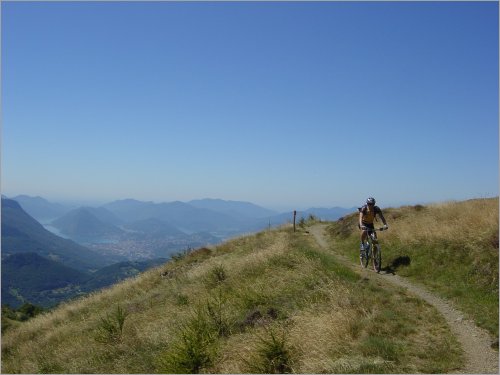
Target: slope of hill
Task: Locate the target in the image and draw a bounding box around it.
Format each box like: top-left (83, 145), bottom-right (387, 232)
top-left (3, 204), bottom-right (483, 374)
top-left (326, 197), bottom-right (499, 337)
top-left (101, 199), bottom-right (157, 222)
top-left (1, 198), bottom-right (117, 271)
top-left (11, 195), bottom-right (70, 222)
top-left (83, 206), bottom-right (123, 226)
top-left (1, 253), bottom-right (90, 308)
top-left (51, 207), bottom-right (124, 241)
top-left (1, 251), bottom-right (169, 309)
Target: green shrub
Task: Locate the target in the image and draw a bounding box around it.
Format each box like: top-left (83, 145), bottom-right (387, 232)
top-left (17, 303), bottom-right (44, 319)
top-left (246, 326), bottom-right (294, 374)
top-left (206, 291), bottom-right (231, 337)
top-left (159, 307), bottom-right (217, 373)
top-left (360, 335), bottom-right (402, 362)
top-left (210, 264), bottom-right (227, 285)
top-left (175, 293), bottom-right (189, 306)
top-left (308, 214), bottom-right (318, 223)
top-left (95, 305), bottom-right (128, 343)
top-left (298, 217), bottom-right (306, 229)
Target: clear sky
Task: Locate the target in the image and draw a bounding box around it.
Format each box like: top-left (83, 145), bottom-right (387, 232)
top-left (2, 1), bottom-right (498, 211)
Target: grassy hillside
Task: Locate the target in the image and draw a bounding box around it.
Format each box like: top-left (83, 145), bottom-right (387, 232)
top-left (2, 223), bottom-right (464, 373)
top-left (327, 197), bottom-right (499, 338)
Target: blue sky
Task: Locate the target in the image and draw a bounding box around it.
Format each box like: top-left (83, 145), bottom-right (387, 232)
top-left (2, 1), bottom-right (498, 211)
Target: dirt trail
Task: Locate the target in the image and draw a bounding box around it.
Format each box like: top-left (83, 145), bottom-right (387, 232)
top-left (309, 224), bottom-right (499, 374)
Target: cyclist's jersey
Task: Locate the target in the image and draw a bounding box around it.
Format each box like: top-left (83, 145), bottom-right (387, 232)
top-left (360, 205), bottom-right (382, 225)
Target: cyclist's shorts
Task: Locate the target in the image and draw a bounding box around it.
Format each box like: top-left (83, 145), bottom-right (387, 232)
top-left (361, 223), bottom-right (375, 230)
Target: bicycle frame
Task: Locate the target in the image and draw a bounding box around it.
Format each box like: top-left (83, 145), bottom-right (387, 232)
top-left (360, 227), bottom-right (387, 272)
top-left (367, 230), bottom-right (378, 245)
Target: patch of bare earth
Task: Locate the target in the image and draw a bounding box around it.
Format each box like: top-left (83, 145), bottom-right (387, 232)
top-left (309, 224), bottom-right (499, 374)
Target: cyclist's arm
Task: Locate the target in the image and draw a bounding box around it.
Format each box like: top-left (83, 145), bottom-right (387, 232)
top-left (378, 211), bottom-right (388, 227)
top-left (359, 212), bottom-right (365, 229)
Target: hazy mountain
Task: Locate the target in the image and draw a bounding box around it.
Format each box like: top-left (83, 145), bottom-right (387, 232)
top-left (51, 207), bottom-right (124, 241)
top-left (12, 195), bottom-right (71, 222)
top-left (83, 206), bottom-right (123, 226)
top-left (153, 201), bottom-right (245, 232)
top-left (103, 199), bottom-right (356, 235)
top-left (301, 207), bottom-right (358, 220)
top-left (1, 198), bottom-right (117, 271)
top-left (103, 199), bottom-right (249, 233)
top-left (1, 252), bottom-right (90, 308)
top-left (101, 199), bottom-right (158, 222)
top-left (1, 199), bottom-right (167, 308)
top-left (265, 207), bottom-right (358, 226)
top-left (188, 198), bottom-right (277, 219)
top-left (7, 195), bottom-right (358, 248)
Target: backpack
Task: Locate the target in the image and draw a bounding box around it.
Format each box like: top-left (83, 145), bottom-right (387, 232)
top-left (357, 204), bottom-right (381, 226)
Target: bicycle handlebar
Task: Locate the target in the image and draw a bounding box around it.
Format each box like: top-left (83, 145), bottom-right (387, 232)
top-left (361, 226), bottom-right (388, 232)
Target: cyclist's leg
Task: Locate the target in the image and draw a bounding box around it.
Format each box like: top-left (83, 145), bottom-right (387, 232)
top-left (360, 227), bottom-right (367, 244)
top-left (360, 225), bottom-right (368, 254)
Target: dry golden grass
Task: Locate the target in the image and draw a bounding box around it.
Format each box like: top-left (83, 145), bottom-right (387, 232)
top-left (2, 223), bottom-right (464, 373)
top-left (384, 198), bottom-right (498, 246)
top-left (327, 197), bottom-right (499, 337)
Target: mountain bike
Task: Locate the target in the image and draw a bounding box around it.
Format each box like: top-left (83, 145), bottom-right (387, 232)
top-left (360, 226), bottom-right (388, 272)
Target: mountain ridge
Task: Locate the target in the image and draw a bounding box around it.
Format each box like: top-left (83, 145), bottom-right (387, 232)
top-left (11, 195), bottom-right (71, 222)
top-left (1, 198), bottom-right (118, 271)
top-left (11, 195), bottom-right (355, 223)
top-left (51, 207), bottom-right (124, 241)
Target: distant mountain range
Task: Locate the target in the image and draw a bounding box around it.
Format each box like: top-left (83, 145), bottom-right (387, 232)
top-left (101, 199), bottom-right (252, 234)
top-left (188, 198), bottom-right (277, 219)
top-left (1, 198), bottom-right (167, 308)
top-left (2, 195), bottom-right (357, 308)
top-left (1, 199), bottom-right (120, 271)
top-left (9, 195), bottom-right (357, 244)
top-left (272, 207), bottom-right (357, 223)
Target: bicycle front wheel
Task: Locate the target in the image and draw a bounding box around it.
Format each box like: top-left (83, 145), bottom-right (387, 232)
top-left (360, 245), bottom-right (369, 268)
top-left (373, 244), bottom-right (382, 273)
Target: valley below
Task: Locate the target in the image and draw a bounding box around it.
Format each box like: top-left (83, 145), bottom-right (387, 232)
top-left (84, 232), bottom-right (221, 260)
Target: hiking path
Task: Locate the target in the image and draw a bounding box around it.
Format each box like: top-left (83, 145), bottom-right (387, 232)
top-left (309, 223), bottom-right (498, 374)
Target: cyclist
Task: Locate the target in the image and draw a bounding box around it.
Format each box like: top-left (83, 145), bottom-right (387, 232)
top-left (359, 197), bottom-right (388, 256)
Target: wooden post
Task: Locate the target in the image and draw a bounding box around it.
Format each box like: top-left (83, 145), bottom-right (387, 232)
top-left (293, 210), bottom-right (297, 232)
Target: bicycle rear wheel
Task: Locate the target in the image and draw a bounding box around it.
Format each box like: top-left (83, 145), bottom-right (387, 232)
top-left (373, 244), bottom-right (382, 273)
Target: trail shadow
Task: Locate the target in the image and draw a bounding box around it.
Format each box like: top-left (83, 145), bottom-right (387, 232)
top-left (382, 255), bottom-right (411, 275)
